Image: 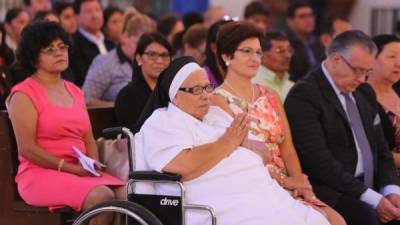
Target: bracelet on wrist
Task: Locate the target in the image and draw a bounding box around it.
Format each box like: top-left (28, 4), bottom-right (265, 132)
top-left (57, 159), bottom-right (65, 172)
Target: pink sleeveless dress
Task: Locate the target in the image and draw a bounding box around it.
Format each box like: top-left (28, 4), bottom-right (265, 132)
top-left (10, 77), bottom-right (124, 212)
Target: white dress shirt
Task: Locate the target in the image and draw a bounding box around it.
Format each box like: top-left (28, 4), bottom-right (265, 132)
top-left (79, 28), bottom-right (108, 55)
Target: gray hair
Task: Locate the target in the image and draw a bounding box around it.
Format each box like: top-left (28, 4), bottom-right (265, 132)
top-left (327, 30), bottom-right (377, 57)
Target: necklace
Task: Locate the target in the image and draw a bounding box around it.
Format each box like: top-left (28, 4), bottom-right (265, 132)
top-left (224, 80), bottom-right (255, 111)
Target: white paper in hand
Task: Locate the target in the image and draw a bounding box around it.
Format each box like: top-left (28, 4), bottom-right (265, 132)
top-left (72, 146), bottom-right (106, 176)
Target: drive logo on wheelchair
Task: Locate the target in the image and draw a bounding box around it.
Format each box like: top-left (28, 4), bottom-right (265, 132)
top-left (160, 197), bottom-right (180, 206)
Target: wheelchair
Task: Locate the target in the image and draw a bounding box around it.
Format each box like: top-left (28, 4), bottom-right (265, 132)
top-left (72, 127), bottom-right (217, 225)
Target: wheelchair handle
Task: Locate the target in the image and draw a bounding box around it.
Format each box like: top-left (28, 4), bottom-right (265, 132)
top-left (102, 127), bottom-right (124, 139)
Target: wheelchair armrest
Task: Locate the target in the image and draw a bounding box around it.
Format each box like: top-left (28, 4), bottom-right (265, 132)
top-left (129, 171), bottom-right (181, 182)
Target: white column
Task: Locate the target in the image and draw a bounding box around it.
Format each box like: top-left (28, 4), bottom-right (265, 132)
top-left (210, 0), bottom-right (252, 19)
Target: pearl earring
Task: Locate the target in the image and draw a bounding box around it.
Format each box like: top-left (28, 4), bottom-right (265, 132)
top-left (226, 61), bottom-right (231, 66)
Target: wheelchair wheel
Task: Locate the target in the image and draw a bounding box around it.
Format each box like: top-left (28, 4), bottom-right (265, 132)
top-left (72, 200), bottom-right (163, 225)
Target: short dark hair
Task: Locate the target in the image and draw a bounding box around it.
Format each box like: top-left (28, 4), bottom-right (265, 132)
top-left (33, 10), bottom-right (57, 22)
top-left (52, 1), bottom-right (73, 16)
top-left (262, 30), bottom-right (288, 51)
top-left (23, 0), bottom-right (30, 6)
top-left (16, 21), bottom-right (71, 75)
top-left (286, 1), bottom-right (312, 18)
top-left (73, 0), bottom-right (99, 14)
top-left (5, 8), bottom-right (25, 24)
top-left (103, 5), bottom-right (123, 28)
top-left (216, 21), bottom-right (264, 72)
top-left (157, 14), bottom-right (180, 37)
top-left (244, 1), bottom-right (270, 19)
top-left (183, 11), bottom-right (204, 29)
top-left (327, 30), bottom-right (377, 57)
top-left (372, 34), bottom-right (400, 56)
top-left (320, 16), bottom-right (349, 36)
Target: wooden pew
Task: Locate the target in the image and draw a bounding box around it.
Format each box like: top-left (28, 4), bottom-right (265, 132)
top-left (0, 107), bottom-right (117, 225)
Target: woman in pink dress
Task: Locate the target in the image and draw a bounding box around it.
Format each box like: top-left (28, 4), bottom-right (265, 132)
top-left (7, 21), bottom-right (124, 225)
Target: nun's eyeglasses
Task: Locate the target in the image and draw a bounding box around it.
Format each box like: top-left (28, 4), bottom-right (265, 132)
top-left (179, 84), bottom-right (215, 95)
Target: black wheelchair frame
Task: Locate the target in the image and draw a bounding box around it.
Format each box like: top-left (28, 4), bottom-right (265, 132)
top-left (72, 127), bottom-right (217, 225)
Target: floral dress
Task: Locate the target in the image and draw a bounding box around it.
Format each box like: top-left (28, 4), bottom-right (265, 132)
top-left (215, 85), bottom-right (328, 207)
top-left (214, 85), bottom-right (288, 178)
top-left (387, 112), bottom-right (400, 153)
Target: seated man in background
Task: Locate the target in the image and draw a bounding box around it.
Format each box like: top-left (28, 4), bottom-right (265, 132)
top-left (252, 31), bottom-right (294, 101)
top-left (70, 0), bottom-right (114, 87)
top-left (243, 0), bottom-right (271, 33)
top-left (157, 14), bottom-right (184, 46)
top-left (82, 13), bottom-right (154, 107)
top-left (53, 1), bottom-right (78, 37)
top-left (320, 16), bottom-right (353, 52)
top-left (286, 1), bottom-right (325, 82)
top-left (23, 0), bottom-right (51, 19)
top-left (285, 30), bottom-right (400, 225)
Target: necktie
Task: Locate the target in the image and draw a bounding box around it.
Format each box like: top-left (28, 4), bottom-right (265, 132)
top-left (342, 93), bottom-right (374, 188)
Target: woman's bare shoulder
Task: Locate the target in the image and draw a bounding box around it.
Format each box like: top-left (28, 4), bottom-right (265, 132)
top-left (210, 91), bottom-right (234, 116)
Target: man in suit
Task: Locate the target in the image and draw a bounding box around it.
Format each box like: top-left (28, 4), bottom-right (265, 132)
top-left (285, 30), bottom-right (400, 225)
top-left (286, 1), bottom-right (325, 82)
top-left (319, 16), bottom-right (353, 52)
top-left (71, 0), bottom-right (114, 87)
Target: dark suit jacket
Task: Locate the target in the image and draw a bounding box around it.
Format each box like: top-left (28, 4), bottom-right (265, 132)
top-left (286, 29), bottom-right (326, 82)
top-left (70, 30), bottom-right (114, 87)
top-left (284, 66), bottom-right (400, 207)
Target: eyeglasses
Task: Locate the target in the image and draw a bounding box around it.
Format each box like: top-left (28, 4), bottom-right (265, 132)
top-left (41, 44), bottom-right (69, 55)
top-left (143, 51), bottom-right (170, 61)
top-left (236, 48), bottom-right (263, 58)
top-left (340, 55), bottom-right (373, 77)
top-left (270, 47), bottom-right (294, 56)
top-left (179, 84), bottom-right (216, 95)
